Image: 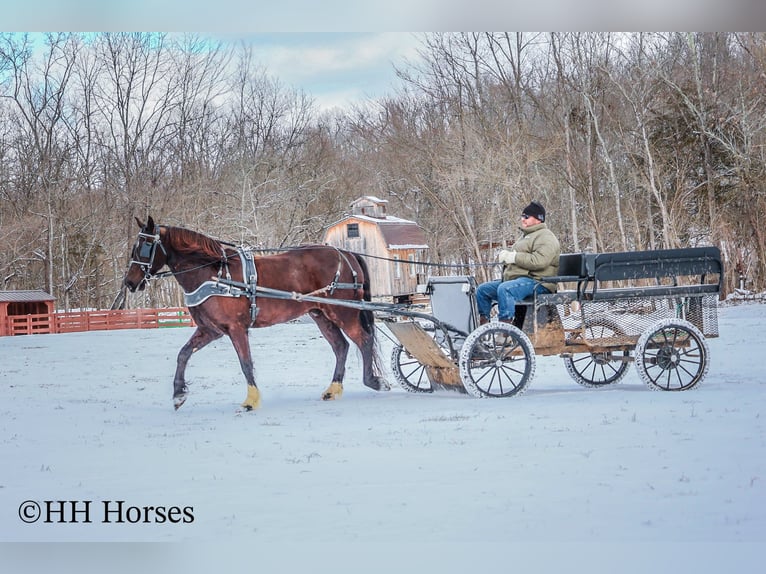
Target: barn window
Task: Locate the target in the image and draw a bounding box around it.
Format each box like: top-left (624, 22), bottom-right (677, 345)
top-left (393, 255), bottom-right (401, 278)
top-left (346, 223), bottom-right (360, 238)
top-left (408, 254), bottom-right (417, 277)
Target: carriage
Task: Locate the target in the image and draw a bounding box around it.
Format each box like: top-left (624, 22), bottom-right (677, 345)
top-left (384, 246), bottom-right (723, 397)
top-left (124, 218), bottom-right (723, 409)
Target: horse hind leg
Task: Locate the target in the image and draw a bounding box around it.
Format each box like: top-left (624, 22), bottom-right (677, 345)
top-left (337, 308), bottom-right (390, 392)
top-left (358, 325), bottom-right (390, 392)
top-left (173, 327), bottom-right (222, 410)
top-left (309, 310), bottom-right (349, 401)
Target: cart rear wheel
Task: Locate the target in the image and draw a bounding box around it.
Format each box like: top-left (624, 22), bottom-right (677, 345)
top-left (564, 318), bottom-right (630, 387)
top-left (458, 323), bottom-right (535, 398)
top-left (391, 344), bottom-right (433, 393)
top-left (634, 318), bottom-right (709, 391)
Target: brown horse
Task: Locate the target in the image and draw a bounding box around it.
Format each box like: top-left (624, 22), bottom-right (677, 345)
top-left (123, 216), bottom-right (388, 410)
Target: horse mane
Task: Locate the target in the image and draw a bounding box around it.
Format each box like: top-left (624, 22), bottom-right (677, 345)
top-left (164, 226), bottom-right (228, 262)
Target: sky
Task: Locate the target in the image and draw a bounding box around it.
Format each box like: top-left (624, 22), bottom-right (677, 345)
top-left (6, 0), bottom-right (766, 30)
top-left (218, 33), bottom-right (424, 111)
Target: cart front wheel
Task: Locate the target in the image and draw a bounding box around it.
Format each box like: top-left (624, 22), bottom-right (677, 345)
top-left (458, 323), bottom-right (535, 398)
top-left (391, 344), bottom-right (433, 393)
top-left (634, 318), bottom-right (709, 391)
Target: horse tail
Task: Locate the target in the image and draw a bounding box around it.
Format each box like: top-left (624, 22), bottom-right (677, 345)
top-left (351, 251), bottom-right (374, 332)
top-left (351, 251), bottom-right (383, 376)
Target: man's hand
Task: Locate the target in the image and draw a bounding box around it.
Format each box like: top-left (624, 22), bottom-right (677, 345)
top-left (498, 249), bottom-right (517, 264)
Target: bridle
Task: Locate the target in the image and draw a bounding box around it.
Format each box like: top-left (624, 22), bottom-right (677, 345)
top-left (129, 229), bottom-right (168, 283)
top-left (129, 226), bottom-right (231, 284)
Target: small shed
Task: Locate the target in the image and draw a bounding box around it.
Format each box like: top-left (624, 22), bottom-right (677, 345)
top-left (0, 290), bottom-right (56, 336)
top-left (323, 196), bottom-right (429, 301)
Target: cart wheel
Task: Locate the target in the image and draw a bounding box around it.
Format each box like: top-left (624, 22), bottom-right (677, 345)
top-left (634, 318), bottom-right (709, 391)
top-left (391, 344), bottom-right (433, 393)
top-left (458, 323), bottom-right (535, 398)
top-left (563, 318), bottom-right (630, 387)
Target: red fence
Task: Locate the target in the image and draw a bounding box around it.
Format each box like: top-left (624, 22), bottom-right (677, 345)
top-left (1, 307), bottom-right (195, 337)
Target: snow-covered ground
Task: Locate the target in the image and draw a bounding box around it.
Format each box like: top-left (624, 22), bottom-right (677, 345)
top-left (1, 303), bottom-right (764, 571)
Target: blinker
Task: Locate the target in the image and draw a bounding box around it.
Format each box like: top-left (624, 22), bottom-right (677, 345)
top-left (138, 241), bottom-right (155, 260)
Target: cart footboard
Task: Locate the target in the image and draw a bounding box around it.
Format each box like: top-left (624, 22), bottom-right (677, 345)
top-left (385, 321), bottom-right (467, 393)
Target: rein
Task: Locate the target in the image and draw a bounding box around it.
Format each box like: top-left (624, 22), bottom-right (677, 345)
top-left (152, 260), bottom-right (223, 280)
top-left (248, 246), bottom-right (498, 270)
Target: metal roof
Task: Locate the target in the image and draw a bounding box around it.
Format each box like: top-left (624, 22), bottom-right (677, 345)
top-left (376, 222), bottom-right (429, 250)
top-left (0, 290), bottom-right (56, 303)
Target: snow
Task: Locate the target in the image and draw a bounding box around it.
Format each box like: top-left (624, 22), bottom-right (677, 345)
top-left (1, 303), bottom-right (764, 571)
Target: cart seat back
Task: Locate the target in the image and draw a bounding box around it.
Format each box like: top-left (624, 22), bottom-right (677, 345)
top-left (426, 275), bottom-right (479, 336)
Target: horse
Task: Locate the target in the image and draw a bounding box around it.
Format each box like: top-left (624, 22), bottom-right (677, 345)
top-left (123, 216), bottom-right (388, 410)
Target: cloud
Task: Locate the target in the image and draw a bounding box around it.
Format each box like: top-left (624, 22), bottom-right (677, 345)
top-left (237, 33), bottom-right (422, 110)
top-left (251, 33), bottom-right (419, 81)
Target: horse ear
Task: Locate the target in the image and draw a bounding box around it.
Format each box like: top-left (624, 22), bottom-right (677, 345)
top-left (146, 216), bottom-right (155, 232)
top-left (135, 217), bottom-right (145, 229)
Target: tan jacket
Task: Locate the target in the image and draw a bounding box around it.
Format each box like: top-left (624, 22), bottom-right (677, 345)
top-left (502, 223), bottom-right (561, 292)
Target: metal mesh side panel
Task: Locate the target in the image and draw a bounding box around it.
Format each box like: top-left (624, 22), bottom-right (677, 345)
top-left (554, 295), bottom-right (718, 343)
top-left (686, 294), bottom-right (719, 337)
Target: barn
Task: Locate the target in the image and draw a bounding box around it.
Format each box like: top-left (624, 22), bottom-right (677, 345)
top-left (323, 197), bottom-right (429, 301)
top-left (0, 290), bottom-right (56, 336)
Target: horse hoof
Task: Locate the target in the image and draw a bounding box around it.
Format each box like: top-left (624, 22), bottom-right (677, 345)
top-left (240, 386), bottom-right (261, 411)
top-left (322, 381), bottom-right (343, 401)
top-left (173, 394), bottom-right (188, 410)
top-left (364, 377), bottom-right (390, 392)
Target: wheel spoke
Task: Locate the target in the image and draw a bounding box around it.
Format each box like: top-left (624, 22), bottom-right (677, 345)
top-left (498, 364), bottom-right (522, 391)
top-left (673, 366), bottom-right (686, 389)
top-left (676, 362), bottom-right (699, 381)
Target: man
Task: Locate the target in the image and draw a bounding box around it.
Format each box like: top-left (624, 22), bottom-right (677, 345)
top-left (476, 200), bottom-right (561, 326)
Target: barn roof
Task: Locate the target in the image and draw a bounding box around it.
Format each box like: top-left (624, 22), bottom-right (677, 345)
top-left (325, 214), bottom-right (430, 249)
top-left (377, 222), bottom-right (429, 250)
top-left (0, 290), bottom-right (56, 303)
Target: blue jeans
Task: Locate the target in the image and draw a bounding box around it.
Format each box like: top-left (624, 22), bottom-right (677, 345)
top-left (476, 277), bottom-right (550, 321)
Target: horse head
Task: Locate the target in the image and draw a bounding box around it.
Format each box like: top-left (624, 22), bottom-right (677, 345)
top-left (124, 216), bottom-right (168, 292)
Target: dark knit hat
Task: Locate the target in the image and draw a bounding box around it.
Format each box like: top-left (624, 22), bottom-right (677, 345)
top-left (522, 200), bottom-right (546, 222)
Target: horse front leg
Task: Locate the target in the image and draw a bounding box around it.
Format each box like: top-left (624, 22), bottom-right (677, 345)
top-left (228, 327), bottom-right (261, 411)
top-left (309, 310), bottom-right (349, 401)
top-left (174, 327), bottom-right (222, 410)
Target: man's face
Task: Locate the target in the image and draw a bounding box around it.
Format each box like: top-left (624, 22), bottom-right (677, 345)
top-left (521, 214), bottom-right (540, 228)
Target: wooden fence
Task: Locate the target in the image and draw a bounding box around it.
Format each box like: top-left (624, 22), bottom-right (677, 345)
top-left (0, 307), bottom-right (195, 337)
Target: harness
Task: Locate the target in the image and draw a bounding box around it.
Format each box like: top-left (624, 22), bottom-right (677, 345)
top-left (132, 226), bottom-right (365, 325)
top-left (183, 247), bottom-right (260, 323)
top-left (182, 245), bottom-right (363, 326)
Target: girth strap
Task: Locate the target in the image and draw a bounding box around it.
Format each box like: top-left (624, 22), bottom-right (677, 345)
top-left (238, 248), bottom-right (259, 324)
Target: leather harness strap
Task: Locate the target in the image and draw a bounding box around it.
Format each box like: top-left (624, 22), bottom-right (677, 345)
top-left (184, 245), bottom-right (362, 326)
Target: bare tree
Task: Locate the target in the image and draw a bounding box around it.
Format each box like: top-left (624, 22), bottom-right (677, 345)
top-left (0, 33), bottom-right (78, 302)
